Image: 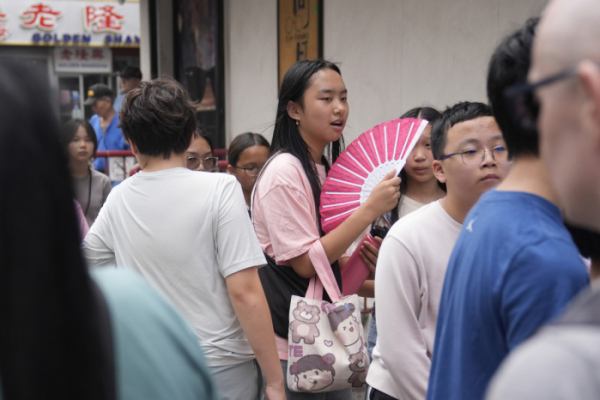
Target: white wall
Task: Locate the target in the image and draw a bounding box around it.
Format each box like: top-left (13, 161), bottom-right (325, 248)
top-left (224, 0), bottom-right (279, 143)
top-left (224, 0), bottom-right (547, 145)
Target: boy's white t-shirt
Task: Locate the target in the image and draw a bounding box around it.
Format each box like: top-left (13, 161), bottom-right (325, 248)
top-left (366, 200), bottom-right (462, 400)
top-left (83, 168), bottom-right (266, 367)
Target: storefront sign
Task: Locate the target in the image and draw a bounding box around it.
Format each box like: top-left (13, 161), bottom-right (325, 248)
top-left (0, 1), bottom-right (140, 47)
top-left (278, 0), bottom-right (322, 87)
top-left (54, 46), bottom-right (112, 73)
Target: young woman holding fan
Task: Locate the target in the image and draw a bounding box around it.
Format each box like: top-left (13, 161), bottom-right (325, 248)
top-left (252, 59), bottom-right (401, 399)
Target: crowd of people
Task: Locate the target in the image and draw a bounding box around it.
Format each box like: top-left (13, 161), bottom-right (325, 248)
top-left (2, 0), bottom-right (600, 399)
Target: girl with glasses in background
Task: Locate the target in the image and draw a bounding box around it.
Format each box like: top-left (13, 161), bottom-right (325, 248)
top-left (227, 132), bottom-right (270, 207)
top-left (187, 127), bottom-right (219, 172)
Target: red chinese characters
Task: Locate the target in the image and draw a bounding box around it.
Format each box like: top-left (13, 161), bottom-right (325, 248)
top-left (91, 49), bottom-right (104, 60)
top-left (84, 6), bottom-right (125, 33)
top-left (20, 3), bottom-right (62, 31)
top-left (0, 8), bottom-right (9, 41)
top-left (60, 48), bottom-right (73, 61)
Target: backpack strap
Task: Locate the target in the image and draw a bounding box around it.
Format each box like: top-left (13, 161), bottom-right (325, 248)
top-left (306, 240), bottom-right (342, 302)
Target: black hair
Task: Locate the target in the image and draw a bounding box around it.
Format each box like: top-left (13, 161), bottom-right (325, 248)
top-left (0, 61), bottom-right (112, 398)
top-left (120, 77), bottom-right (196, 159)
top-left (487, 18), bottom-right (539, 159)
top-left (566, 224), bottom-right (600, 260)
top-left (268, 59), bottom-right (345, 233)
top-left (194, 126), bottom-right (214, 153)
top-left (431, 102), bottom-right (493, 160)
top-left (60, 118), bottom-right (98, 157)
top-left (228, 132), bottom-right (270, 167)
top-left (390, 107), bottom-right (445, 224)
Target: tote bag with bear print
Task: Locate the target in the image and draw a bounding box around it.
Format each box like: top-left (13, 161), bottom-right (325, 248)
top-left (286, 244), bottom-right (369, 393)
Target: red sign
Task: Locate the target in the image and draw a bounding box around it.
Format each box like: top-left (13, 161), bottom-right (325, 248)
top-left (84, 5), bottom-right (125, 33)
top-left (20, 3), bottom-right (62, 31)
top-left (0, 7), bottom-right (8, 41)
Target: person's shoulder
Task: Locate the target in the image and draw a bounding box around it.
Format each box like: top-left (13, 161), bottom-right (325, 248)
top-left (388, 201), bottom-right (442, 240)
top-left (257, 153), bottom-right (307, 191)
top-left (486, 325), bottom-right (600, 400)
top-left (92, 169), bottom-right (111, 183)
top-left (90, 114), bottom-right (100, 125)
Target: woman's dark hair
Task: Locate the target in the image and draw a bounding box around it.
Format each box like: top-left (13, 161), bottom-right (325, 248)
top-left (487, 18), bottom-right (539, 159)
top-left (60, 118), bottom-right (98, 158)
top-left (269, 59), bottom-right (345, 233)
top-left (228, 132), bottom-right (270, 167)
top-left (0, 61), bottom-right (113, 398)
top-left (194, 126), bottom-right (214, 153)
top-left (120, 77), bottom-right (196, 159)
top-left (389, 107), bottom-right (445, 224)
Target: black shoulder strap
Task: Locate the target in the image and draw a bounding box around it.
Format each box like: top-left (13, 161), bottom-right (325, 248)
top-left (90, 279), bottom-right (117, 400)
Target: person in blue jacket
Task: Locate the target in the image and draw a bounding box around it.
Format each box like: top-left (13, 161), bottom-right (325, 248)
top-left (84, 83), bottom-right (129, 174)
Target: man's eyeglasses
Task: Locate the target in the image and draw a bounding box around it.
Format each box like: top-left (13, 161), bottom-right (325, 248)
top-left (504, 66), bottom-right (578, 134)
top-left (187, 156), bottom-right (219, 171)
top-left (439, 146), bottom-right (512, 166)
top-left (233, 165), bottom-right (263, 177)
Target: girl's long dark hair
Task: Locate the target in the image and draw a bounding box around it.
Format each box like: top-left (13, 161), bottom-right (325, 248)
top-left (391, 107), bottom-right (445, 224)
top-left (0, 61), bottom-right (113, 399)
top-left (269, 59), bottom-right (345, 233)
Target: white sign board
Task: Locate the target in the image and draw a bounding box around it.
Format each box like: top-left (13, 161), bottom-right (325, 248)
top-left (0, 1), bottom-right (140, 47)
top-left (54, 46), bottom-right (112, 73)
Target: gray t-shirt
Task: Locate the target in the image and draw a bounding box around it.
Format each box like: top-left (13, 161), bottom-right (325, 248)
top-left (72, 169), bottom-right (111, 227)
top-left (83, 168), bottom-right (267, 367)
top-left (486, 286), bottom-right (600, 400)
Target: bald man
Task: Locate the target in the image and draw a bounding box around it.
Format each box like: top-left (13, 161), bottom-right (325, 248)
top-left (485, 0), bottom-right (600, 398)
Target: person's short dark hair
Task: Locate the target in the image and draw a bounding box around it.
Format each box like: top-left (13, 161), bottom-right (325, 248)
top-left (60, 119), bottom-right (98, 157)
top-left (400, 106), bottom-right (442, 122)
top-left (121, 66), bottom-right (142, 80)
top-left (119, 77), bottom-right (196, 159)
top-left (431, 102), bottom-right (493, 160)
top-left (194, 126), bottom-right (214, 153)
top-left (84, 83), bottom-right (114, 106)
top-left (487, 18), bottom-right (539, 159)
top-left (228, 132), bottom-right (270, 167)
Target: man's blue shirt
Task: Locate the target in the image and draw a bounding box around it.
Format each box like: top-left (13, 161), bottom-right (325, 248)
top-left (91, 113), bottom-right (129, 172)
top-left (426, 190), bottom-right (589, 400)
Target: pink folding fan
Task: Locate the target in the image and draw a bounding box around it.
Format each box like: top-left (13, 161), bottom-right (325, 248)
top-left (320, 118), bottom-right (429, 233)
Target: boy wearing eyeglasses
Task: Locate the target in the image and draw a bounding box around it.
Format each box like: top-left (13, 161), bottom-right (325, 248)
top-left (366, 101), bottom-right (510, 400)
top-left (426, 19), bottom-right (589, 400)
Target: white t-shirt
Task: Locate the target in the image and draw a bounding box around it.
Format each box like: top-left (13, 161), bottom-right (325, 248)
top-left (83, 167), bottom-right (266, 367)
top-left (366, 200), bottom-right (462, 400)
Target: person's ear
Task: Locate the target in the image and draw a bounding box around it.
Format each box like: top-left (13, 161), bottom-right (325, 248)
top-left (128, 139), bottom-right (139, 156)
top-left (433, 160), bottom-right (447, 183)
top-left (578, 60), bottom-right (600, 146)
top-left (287, 100), bottom-right (301, 123)
top-left (227, 164), bottom-right (236, 175)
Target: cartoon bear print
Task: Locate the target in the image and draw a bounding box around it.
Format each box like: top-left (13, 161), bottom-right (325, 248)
top-left (290, 300), bottom-right (321, 344)
top-left (347, 351), bottom-right (369, 388)
top-left (289, 353), bottom-right (336, 391)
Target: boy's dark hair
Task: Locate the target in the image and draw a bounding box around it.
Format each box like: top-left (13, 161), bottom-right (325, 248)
top-left (60, 118), bottom-right (98, 157)
top-left (431, 102), bottom-right (493, 160)
top-left (487, 18), bottom-right (539, 159)
top-left (566, 224), bottom-right (600, 260)
top-left (120, 77), bottom-right (196, 159)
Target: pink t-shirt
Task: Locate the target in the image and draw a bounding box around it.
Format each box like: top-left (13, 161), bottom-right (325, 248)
top-left (252, 152), bottom-right (345, 359)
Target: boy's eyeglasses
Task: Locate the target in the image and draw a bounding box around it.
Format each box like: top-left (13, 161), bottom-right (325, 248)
top-left (503, 66), bottom-right (578, 134)
top-left (233, 165), bottom-right (263, 177)
top-left (187, 156), bottom-right (219, 171)
top-left (439, 146), bottom-right (512, 165)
